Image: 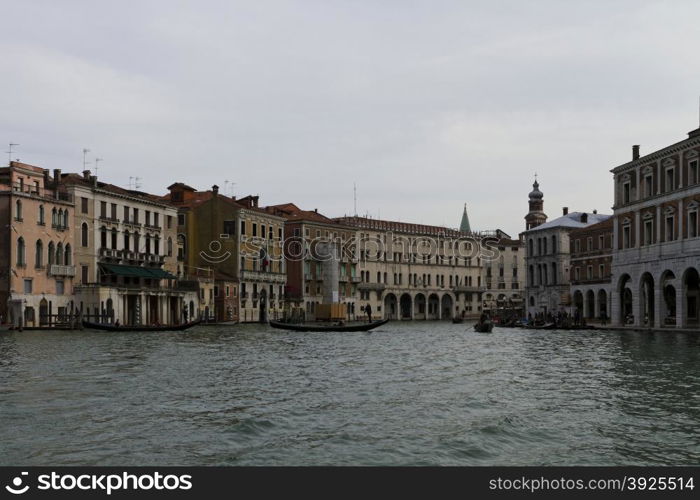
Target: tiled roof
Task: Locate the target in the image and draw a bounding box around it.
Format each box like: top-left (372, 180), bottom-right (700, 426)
top-left (335, 215), bottom-right (478, 238)
top-left (266, 203), bottom-right (337, 224)
top-left (62, 173), bottom-right (174, 207)
top-left (525, 212), bottom-right (611, 233)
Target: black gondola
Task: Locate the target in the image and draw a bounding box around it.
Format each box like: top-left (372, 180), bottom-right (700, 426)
top-left (82, 319), bottom-right (202, 332)
top-left (269, 319), bottom-right (389, 332)
top-left (473, 321), bottom-right (494, 333)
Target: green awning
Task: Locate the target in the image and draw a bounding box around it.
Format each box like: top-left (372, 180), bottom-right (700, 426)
top-left (100, 263), bottom-right (177, 280)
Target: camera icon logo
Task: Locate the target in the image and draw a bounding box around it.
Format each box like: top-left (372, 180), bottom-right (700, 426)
top-left (5, 472), bottom-right (29, 495)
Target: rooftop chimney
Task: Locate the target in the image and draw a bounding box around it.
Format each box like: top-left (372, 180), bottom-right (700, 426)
top-left (89, 175), bottom-right (97, 187)
top-left (314, 208), bottom-right (318, 213)
top-left (212, 184), bottom-right (219, 195)
top-left (632, 145), bottom-right (640, 160)
top-left (43, 169), bottom-right (50, 186)
top-left (563, 207), bottom-right (569, 216)
top-left (593, 209), bottom-right (597, 214)
top-left (82, 170), bottom-right (91, 179)
top-left (53, 169), bottom-right (61, 183)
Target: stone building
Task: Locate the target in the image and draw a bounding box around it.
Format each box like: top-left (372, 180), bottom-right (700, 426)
top-left (482, 236), bottom-right (525, 320)
top-left (523, 178), bottom-right (611, 317)
top-left (610, 127), bottom-right (700, 328)
top-left (62, 171), bottom-right (196, 326)
top-left (0, 162), bottom-right (75, 327)
top-left (266, 203), bottom-right (358, 321)
top-left (569, 217), bottom-right (613, 322)
top-left (333, 216), bottom-right (485, 321)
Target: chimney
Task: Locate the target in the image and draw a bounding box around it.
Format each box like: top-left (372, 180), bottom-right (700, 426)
top-left (563, 207), bottom-right (569, 216)
top-left (314, 208), bottom-right (318, 213)
top-left (53, 169), bottom-right (61, 183)
top-left (212, 185), bottom-right (219, 195)
top-left (82, 170), bottom-right (91, 179)
top-left (632, 145), bottom-right (640, 160)
top-left (90, 175), bottom-right (97, 187)
top-left (593, 209), bottom-right (597, 214)
top-left (581, 213), bottom-right (588, 223)
top-left (43, 169), bottom-right (50, 186)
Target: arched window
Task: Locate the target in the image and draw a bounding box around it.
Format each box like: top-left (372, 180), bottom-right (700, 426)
top-left (64, 244), bottom-right (71, 266)
top-left (154, 236), bottom-right (160, 255)
top-left (134, 233), bottom-right (140, 253)
top-left (111, 228), bottom-right (117, 249)
top-left (82, 223), bottom-right (89, 247)
top-left (551, 235), bottom-right (556, 254)
top-left (167, 237), bottom-right (173, 257)
top-left (145, 235), bottom-right (151, 254)
top-left (124, 231), bottom-right (130, 251)
top-left (63, 210), bottom-right (69, 228)
top-left (38, 205), bottom-right (45, 225)
top-left (17, 237), bottom-right (25, 266)
top-left (52, 208), bottom-right (58, 227)
top-left (48, 242), bottom-right (55, 266)
top-left (56, 243), bottom-right (64, 265)
top-left (15, 200), bottom-right (22, 221)
top-left (35, 240), bottom-right (43, 268)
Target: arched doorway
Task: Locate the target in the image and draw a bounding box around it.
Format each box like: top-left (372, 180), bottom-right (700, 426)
top-left (39, 298), bottom-right (49, 326)
top-left (585, 290), bottom-right (595, 319)
top-left (683, 267), bottom-right (700, 327)
top-left (597, 289), bottom-right (608, 322)
top-left (617, 274), bottom-right (633, 324)
top-left (399, 293), bottom-right (412, 320)
top-left (639, 272), bottom-right (655, 327)
top-left (383, 293), bottom-right (397, 320)
top-left (660, 270), bottom-right (676, 327)
top-left (414, 293), bottom-right (426, 320)
top-left (428, 293), bottom-right (440, 320)
top-left (441, 294), bottom-right (453, 320)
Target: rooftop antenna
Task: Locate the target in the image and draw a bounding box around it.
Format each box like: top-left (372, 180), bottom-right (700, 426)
top-left (354, 182), bottom-right (358, 216)
top-left (128, 176), bottom-right (142, 190)
top-left (224, 180), bottom-right (236, 196)
top-left (82, 148), bottom-right (91, 171)
top-left (7, 143), bottom-right (19, 166)
top-left (94, 157), bottom-right (103, 176)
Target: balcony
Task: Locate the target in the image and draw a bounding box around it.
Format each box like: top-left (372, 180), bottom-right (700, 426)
top-left (240, 270), bottom-right (286, 284)
top-left (358, 282), bottom-right (386, 291)
top-left (49, 264), bottom-right (76, 277)
top-left (10, 182), bottom-right (73, 203)
top-left (453, 285), bottom-right (484, 293)
top-left (351, 276), bottom-right (362, 283)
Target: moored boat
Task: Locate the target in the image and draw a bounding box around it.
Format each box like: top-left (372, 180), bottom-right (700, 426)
top-left (82, 319), bottom-right (201, 332)
top-left (473, 320), bottom-right (494, 333)
top-left (269, 319), bottom-right (389, 332)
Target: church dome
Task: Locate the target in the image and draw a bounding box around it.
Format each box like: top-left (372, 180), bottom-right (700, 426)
top-left (529, 180), bottom-right (543, 200)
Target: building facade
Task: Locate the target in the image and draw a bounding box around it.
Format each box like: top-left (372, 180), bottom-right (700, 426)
top-left (0, 163), bottom-right (75, 327)
top-left (610, 127), bottom-right (700, 328)
top-left (482, 237), bottom-right (525, 320)
top-left (63, 171), bottom-right (196, 326)
top-left (569, 218), bottom-right (613, 322)
top-left (334, 216), bottom-right (485, 321)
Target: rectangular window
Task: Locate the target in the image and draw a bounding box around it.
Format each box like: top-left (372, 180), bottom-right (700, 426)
top-left (623, 183), bottom-right (631, 204)
top-left (574, 267), bottom-right (580, 281)
top-left (252, 224), bottom-right (257, 237)
top-left (56, 280), bottom-right (64, 295)
top-left (124, 206), bottom-right (130, 222)
top-left (100, 201), bottom-right (107, 217)
top-left (110, 203), bottom-right (117, 219)
top-left (167, 215), bottom-right (173, 229)
top-left (587, 266), bottom-right (592, 280)
top-left (154, 213), bottom-right (159, 227)
top-left (665, 168), bottom-right (674, 192)
top-left (666, 216), bottom-right (674, 241)
top-left (82, 265), bottom-right (89, 284)
top-left (690, 160), bottom-right (699, 185)
top-left (226, 286), bottom-right (230, 297)
top-left (145, 211), bottom-right (151, 226)
top-left (81, 197), bottom-right (89, 214)
top-left (623, 225), bottom-right (631, 248)
top-left (178, 214), bottom-right (185, 226)
top-left (587, 237), bottom-right (592, 251)
top-left (133, 208), bottom-right (139, 223)
top-left (23, 279), bottom-right (32, 293)
top-left (645, 175), bottom-right (653, 197)
top-left (599, 264), bottom-right (605, 278)
top-left (599, 235), bottom-right (604, 249)
top-left (690, 211), bottom-right (698, 238)
top-left (644, 220), bottom-right (653, 245)
top-left (240, 220), bottom-right (246, 235)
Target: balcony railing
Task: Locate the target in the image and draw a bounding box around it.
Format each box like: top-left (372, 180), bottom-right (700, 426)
top-left (49, 264), bottom-right (76, 277)
top-left (358, 282), bottom-right (386, 291)
top-left (240, 270), bottom-right (286, 284)
top-left (10, 182), bottom-right (73, 202)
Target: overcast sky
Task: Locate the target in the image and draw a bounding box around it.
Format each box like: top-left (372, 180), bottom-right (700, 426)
top-left (2, 1), bottom-right (700, 237)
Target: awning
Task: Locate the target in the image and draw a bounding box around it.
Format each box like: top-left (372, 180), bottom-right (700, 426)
top-left (100, 263), bottom-right (177, 280)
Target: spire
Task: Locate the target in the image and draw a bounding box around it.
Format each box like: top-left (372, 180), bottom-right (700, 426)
top-left (460, 203), bottom-right (471, 232)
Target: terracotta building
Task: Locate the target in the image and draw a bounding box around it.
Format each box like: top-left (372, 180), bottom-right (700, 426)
top-left (0, 162), bottom-right (75, 327)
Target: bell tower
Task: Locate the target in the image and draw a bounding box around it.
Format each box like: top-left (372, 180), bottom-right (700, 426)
top-left (525, 176), bottom-right (547, 230)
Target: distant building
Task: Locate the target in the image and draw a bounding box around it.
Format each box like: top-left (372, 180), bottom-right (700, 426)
top-left (569, 217), bottom-right (613, 322)
top-left (522, 178), bottom-right (611, 317)
top-left (610, 127), bottom-right (700, 328)
top-left (0, 163), bottom-right (75, 327)
top-left (482, 236), bottom-right (525, 319)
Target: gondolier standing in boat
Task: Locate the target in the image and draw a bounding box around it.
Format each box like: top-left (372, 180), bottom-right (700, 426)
top-left (365, 304), bottom-right (372, 323)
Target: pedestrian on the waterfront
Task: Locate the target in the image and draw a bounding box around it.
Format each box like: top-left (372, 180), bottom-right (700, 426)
top-left (365, 304), bottom-right (372, 323)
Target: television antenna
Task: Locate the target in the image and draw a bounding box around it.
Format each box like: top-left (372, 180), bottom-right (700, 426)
top-left (7, 143), bottom-right (19, 166)
top-left (94, 157), bottom-right (103, 176)
top-left (82, 148), bottom-right (91, 170)
top-left (129, 176), bottom-right (142, 190)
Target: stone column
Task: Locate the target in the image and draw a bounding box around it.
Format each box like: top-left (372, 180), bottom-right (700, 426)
top-left (594, 290), bottom-right (601, 319)
top-left (676, 284), bottom-right (686, 328)
top-left (653, 285), bottom-right (662, 329)
top-left (633, 288), bottom-right (642, 327)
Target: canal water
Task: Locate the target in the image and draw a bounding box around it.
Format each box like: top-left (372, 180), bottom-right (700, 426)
top-left (1, 322), bottom-right (699, 466)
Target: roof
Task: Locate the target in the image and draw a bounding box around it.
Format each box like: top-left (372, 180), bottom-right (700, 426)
top-left (335, 215), bottom-right (479, 238)
top-left (569, 216), bottom-right (613, 236)
top-left (266, 203), bottom-right (338, 224)
top-left (612, 127), bottom-right (700, 173)
top-left (62, 173), bottom-right (174, 208)
top-left (525, 212), bottom-right (611, 233)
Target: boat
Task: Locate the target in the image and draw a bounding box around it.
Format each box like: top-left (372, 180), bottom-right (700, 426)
top-left (473, 321), bottom-right (494, 333)
top-left (82, 319), bottom-right (202, 332)
top-left (200, 320), bottom-right (239, 327)
top-left (269, 319), bottom-right (389, 332)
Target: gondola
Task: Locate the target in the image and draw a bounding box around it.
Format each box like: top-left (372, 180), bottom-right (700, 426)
top-left (473, 321), bottom-right (494, 333)
top-left (452, 317), bottom-right (464, 324)
top-left (82, 319), bottom-right (202, 332)
top-left (269, 319), bottom-right (389, 332)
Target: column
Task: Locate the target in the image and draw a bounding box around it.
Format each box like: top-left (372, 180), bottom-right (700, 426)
top-left (611, 289), bottom-right (621, 326)
top-left (635, 210), bottom-right (641, 248)
top-left (656, 206), bottom-right (662, 245)
top-left (633, 288), bottom-right (642, 327)
top-left (653, 285), bottom-right (662, 329)
top-left (582, 291), bottom-right (589, 320)
top-left (594, 290), bottom-right (601, 319)
top-left (676, 284), bottom-right (686, 328)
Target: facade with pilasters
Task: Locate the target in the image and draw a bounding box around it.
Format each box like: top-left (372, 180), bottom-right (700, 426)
top-left (610, 127), bottom-right (700, 328)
